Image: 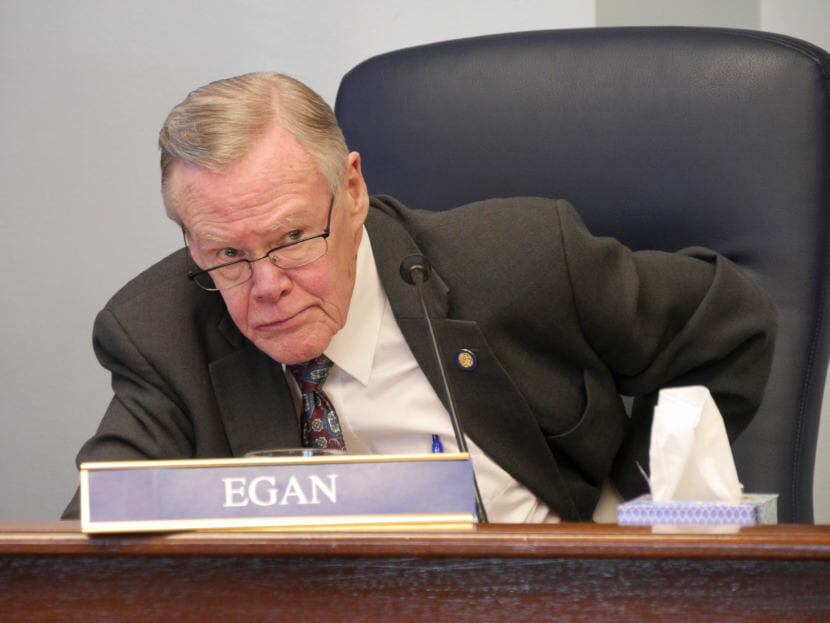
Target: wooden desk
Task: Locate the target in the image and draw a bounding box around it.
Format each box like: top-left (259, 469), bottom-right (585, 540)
top-left (2, 521), bottom-right (829, 621)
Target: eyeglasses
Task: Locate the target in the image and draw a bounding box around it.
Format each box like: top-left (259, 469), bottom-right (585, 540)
top-left (184, 194), bottom-right (335, 291)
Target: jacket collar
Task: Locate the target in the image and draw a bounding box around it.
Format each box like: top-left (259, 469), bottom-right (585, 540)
top-left (365, 198), bottom-right (583, 520)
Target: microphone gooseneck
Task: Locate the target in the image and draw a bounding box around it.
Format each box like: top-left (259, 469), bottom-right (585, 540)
top-left (399, 255), bottom-right (488, 523)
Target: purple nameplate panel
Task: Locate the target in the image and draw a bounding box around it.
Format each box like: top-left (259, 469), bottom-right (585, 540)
top-left (80, 453), bottom-right (476, 532)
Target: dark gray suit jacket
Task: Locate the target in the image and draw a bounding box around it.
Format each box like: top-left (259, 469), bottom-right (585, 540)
top-left (63, 196), bottom-right (776, 520)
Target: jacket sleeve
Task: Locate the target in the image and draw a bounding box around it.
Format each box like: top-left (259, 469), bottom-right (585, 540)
top-left (554, 201), bottom-right (778, 498)
top-left (61, 307), bottom-right (197, 519)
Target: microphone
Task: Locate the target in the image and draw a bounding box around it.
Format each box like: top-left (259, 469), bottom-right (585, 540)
top-left (399, 254), bottom-right (488, 523)
top-left (399, 254), bottom-right (432, 285)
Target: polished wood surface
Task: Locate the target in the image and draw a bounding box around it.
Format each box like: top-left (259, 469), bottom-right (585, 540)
top-left (2, 521), bottom-right (829, 621)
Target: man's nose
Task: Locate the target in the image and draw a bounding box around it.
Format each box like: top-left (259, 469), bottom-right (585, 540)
top-left (248, 256), bottom-right (291, 298)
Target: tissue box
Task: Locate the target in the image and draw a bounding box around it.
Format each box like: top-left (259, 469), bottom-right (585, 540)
top-left (617, 493), bottom-right (778, 526)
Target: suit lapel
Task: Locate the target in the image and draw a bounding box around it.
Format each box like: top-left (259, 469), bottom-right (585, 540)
top-left (209, 314), bottom-right (301, 456)
top-left (367, 204), bottom-right (582, 520)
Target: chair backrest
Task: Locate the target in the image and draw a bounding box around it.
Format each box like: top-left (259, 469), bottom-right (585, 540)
top-left (334, 27), bottom-right (830, 523)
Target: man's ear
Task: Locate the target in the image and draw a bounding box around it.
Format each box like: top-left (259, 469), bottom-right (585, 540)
top-left (344, 151), bottom-right (370, 222)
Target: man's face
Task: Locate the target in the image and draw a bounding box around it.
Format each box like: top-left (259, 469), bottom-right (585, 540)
top-left (168, 124), bottom-right (369, 364)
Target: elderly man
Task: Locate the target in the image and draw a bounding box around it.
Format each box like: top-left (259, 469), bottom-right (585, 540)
top-left (62, 73), bottom-right (776, 522)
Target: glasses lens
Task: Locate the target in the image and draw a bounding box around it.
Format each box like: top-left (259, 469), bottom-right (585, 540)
top-left (196, 261), bottom-right (252, 291)
top-left (270, 237), bottom-right (328, 268)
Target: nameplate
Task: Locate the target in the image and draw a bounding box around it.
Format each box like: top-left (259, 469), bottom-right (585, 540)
top-left (80, 453), bottom-right (476, 533)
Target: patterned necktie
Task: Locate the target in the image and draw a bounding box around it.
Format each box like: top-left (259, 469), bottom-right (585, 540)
top-left (288, 355), bottom-right (346, 450)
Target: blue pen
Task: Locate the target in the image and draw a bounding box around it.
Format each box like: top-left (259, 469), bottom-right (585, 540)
top-left (431, 434), bottom-right (444, 453)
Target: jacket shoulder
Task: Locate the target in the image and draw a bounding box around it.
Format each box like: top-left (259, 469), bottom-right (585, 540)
top-left (104, 249), bottom-right (185, 307)
top-left (369, 194), bottom-right (578, 239)
top-left (100, 248), bottom-right (230, 341)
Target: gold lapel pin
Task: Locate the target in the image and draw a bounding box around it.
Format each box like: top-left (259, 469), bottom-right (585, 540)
top-left (455, 349), bottom-right (477, 370)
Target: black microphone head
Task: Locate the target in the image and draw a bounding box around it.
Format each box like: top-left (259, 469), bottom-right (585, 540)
top-left (399, 254), bottom-right (432, 285)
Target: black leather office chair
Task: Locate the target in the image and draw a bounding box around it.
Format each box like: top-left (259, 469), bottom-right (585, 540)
top-left (334, 27), bottom-right (830, 523)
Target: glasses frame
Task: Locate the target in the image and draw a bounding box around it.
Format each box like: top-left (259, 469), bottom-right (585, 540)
top-left (184, 194), bottom-right (335, 291)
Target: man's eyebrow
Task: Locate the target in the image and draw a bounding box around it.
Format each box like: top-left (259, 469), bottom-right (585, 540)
top-left (195, 214), bottom-right (298, 244)
top-left (267, 213), bottom-right (297, 233)
top-left (198, 232), bottom-right (233, 244)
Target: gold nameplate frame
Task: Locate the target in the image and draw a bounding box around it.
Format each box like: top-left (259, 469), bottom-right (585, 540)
top-left (81, 453), bottom-right (476, 533)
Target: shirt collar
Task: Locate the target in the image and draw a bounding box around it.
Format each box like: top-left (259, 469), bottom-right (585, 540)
top-left (324, 227), bottom-right (384, 385)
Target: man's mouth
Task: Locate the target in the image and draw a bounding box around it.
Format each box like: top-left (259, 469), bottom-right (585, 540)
top-left (253, 307), bottom-right (310, 331)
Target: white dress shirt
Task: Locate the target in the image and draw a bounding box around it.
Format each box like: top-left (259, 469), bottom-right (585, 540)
top-left (311, 228), bottom-right (621, 523)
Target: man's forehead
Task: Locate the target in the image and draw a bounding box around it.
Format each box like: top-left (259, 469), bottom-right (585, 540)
top-left (170, 166), bottom-right (330, 243)
top-left (171, 151), bottom-right (323, 210)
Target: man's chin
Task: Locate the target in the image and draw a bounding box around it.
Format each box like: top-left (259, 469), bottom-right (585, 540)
top-left (253, 334), bottom-right (331, 365)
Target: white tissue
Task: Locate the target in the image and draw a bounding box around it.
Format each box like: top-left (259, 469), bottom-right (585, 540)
top-left (649, 386), bottom-right (743, 502)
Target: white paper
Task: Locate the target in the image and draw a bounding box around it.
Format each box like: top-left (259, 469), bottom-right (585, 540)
top-left (649, 386), bottom-right (742, 502)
